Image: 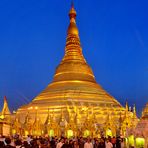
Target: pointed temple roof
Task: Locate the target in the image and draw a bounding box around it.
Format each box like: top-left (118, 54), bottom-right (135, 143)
top-left (132, 104), bottom-right (137, 118)
top-left (44, 109), bottom-right (51, 125)
top-left (17, 4), bottom-right (124, 119)
top-left (1, 96), bottom-right (11, 115)
top-left (142, 102), bottom-right (148, 119)
top-left (53, 4), bottom-right (95, 83)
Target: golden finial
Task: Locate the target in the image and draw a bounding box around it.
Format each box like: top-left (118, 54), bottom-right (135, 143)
top-left (133, 104), bottom-right (136, 113)
top-left (69, 1), bottom-right (76, 21)
top-left (125, 100), bottom-right (128, 111)
top-left (67, 1), bottom-right (79, 35)
top-left (1, 96), bottom-right (11, 115)
top-left (4, 96), bottom-right (7, 101)
top-left (132, 104), bottom-right (137, 119)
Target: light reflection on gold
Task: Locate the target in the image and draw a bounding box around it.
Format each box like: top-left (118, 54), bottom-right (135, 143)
top-left (14, 3), bottom-right (138, 137)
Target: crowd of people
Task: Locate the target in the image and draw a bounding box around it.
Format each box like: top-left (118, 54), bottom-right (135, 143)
top-left (0, 135), bottom-right (126, 148)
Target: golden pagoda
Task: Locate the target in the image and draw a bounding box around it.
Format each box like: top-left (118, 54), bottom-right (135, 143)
top-left (141, 103), bottom-right (148, 119)
top-left (15, 4), bottom-right (137, 137)
top-left (0, 96), bottom-right (11, 136)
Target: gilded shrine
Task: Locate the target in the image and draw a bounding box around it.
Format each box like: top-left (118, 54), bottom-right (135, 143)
top-left (2, 4), bottom-right (139, 137)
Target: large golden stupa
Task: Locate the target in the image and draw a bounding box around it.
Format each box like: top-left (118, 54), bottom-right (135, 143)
top-left (14, 4), bottom-right (138, 137)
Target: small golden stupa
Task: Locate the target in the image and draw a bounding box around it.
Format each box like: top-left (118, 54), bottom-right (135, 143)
top-left (0, 96), bottom-right (11, 136)
top-left (15, 4), bottom-right (137, 137)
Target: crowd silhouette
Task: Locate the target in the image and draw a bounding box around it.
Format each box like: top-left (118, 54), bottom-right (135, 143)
top-left (0, 135), bottom-right (126, 148)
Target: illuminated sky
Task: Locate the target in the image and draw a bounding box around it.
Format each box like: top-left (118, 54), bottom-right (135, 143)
top-left (0, 0), bottom-right (147, 116)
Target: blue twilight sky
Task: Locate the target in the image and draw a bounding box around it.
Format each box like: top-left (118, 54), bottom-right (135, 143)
top-left (0, 0), bottom-right (148, 116)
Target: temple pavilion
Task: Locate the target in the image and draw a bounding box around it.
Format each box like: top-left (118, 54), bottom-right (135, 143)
top-left (134, 103), bottom-right (148, 148)
top-left (125, 103), bottom-right (147, 148)
top-left (1, 4), bottom-right (139, 137)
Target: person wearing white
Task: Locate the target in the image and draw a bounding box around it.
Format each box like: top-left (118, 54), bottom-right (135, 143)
top-left (26, 135), bottom-right (32, 145)
top-left (105, 139), bottom-right (113, 148)
top-left (56, 138), bottom-right (64, 148)
top-left (84, 138), bottom-right (93, 148)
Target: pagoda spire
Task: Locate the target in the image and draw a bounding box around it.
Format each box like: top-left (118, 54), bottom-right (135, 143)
top-left (63, 3), bottom-right (81, 59)
top-left (1, 96), bottom-right (11, 115)
top-left (61, 107), bottom-right (65, 122)
top-left (70, 1), bottom-right (76, 22)
top-left (53, 3), bottom-right (95, 83)
top-left (124, 101), bottom-right (129, 118)
top-left (45, 108), bottom-right (51, 125)
top-left (142, 102), bottom-right (148, 119)
top-left (66, 3), bottom-right (80, 55)
top-left (125, 101), bottom-right (129, 111)
top-left (71, 0), bottom-right (74, 7)
top-left (133, 104), bottom-right (137, 116)
top-left (24, 111), bottom-right (31, 125)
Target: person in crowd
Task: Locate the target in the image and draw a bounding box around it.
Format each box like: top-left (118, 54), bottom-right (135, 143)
top-left (4, 137), bottom-right (15, 148)
top-left (56, 138), bottom-right (64, 148)
top-left (73, 141), bottom-right (79, 148)
top-left (116, 137), bottom-right (121, 148)
top-left (120, 138), bottom-right (125, 148)
top-left (94, 139), bottom-right (99, 148)
top-left (84, 138), bottom-right (93, 148)
top-left (26, 135), bottom-right (32, 145)
top-left (38, 139), bottom-right (47, 148)
top-left (98, 138), bottom-right (105, 148)
top-left (111, 137), bottom-right (116, 148)
top-left (30, 139), bottom-right (39, 148)
top-left (0, 141), bottom-right (5, 147)
top-left (50, 137), bottom-right (56, 148)
top-left (21, 141), bottom-right (31, 148)
top-left (14, 139), bottom-right (22, 148)
top-left (105, 139), bottom-right (113, 148)
top-left (68, 140), bottom-right (74, 148)
top-left (61, 138), bottom-right (69, 148)
top-left (78, 137), bottom-right (84, 148)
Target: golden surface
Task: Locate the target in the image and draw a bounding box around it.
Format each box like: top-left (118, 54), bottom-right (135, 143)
top-left (1, 96), bottom-right (11, 116)
top-left (15, 4), bottom-right (137, 137)
top-left (17, 3), bottom-right (123, 122)
top-left (142, 103), bottom-right (148, 119)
